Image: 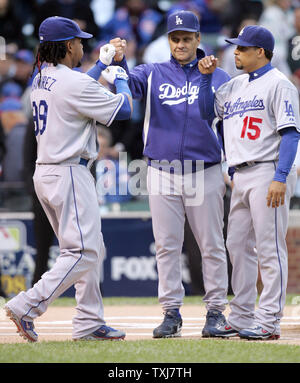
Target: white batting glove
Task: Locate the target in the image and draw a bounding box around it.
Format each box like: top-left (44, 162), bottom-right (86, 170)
top-left (99, 44), bottom-right (116, 66)
top-left (102, 66), bottom-right (129, 84)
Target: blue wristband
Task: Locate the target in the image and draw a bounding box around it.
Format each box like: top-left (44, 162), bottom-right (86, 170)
top-left (96, 60), bottom-right (107, 71)
top-left (86, 60), bottom-right (107, 81)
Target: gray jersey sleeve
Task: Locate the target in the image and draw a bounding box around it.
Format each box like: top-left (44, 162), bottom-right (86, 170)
top-left (77, 81), bottom-right (125, 127)
top-left (272, 84), bottom-right (300, 132)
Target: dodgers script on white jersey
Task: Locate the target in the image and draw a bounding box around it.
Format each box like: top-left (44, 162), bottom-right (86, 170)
top-left (31, 64), bottom-right (124, 164)
top-left (214, 68), bottom-right (300, 167)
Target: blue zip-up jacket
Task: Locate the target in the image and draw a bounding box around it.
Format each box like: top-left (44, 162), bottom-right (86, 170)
top-left (113, 49), bottom-right (230, 167)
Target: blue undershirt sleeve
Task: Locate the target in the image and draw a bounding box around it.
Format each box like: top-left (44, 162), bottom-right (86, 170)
top-left (114, 94), bottom-right (131, 120)
top-left (273, 127), bottom-right (300, 183)
top-left (114, 79), bottom-right (132, 120)
top-left (198, 73), bottom-right (216, 120)
top-left (114, 78), bottom-right (132, 98)
top-left (86, 60), bottom-right (107, 81)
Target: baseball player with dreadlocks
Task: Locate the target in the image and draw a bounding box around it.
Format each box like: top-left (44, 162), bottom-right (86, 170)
top-left (5, 16), bottom-right (131, 342)
top-left (198, 25), bottom-right (300, 340)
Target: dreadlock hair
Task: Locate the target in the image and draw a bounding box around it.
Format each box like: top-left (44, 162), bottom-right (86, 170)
top-left (31, 41), bottom-right (68, 84)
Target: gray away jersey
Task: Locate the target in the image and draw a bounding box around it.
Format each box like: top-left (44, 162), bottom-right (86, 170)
top-left (214, 68), bottom-right (300, 167)
top-left (31, 64), bottom-right (124, 164)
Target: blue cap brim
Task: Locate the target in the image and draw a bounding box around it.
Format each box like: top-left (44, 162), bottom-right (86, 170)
top-left (168, 27), bottom-right (198, 34)
top-left (225, 37), bottom-right (256, 47)
top-left (76, 31), bottom-right (93, 39)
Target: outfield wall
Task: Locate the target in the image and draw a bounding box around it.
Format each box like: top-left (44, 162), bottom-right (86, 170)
top-left (1, 210), bottom-right (300, 298)
top-left (0, 211), bottom-right (193, 298)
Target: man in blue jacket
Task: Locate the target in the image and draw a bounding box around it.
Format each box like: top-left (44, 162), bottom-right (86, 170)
top-left (109, 10), bottom-right (232, 338)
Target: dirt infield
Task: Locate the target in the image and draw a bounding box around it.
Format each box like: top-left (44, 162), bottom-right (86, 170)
top-left (1, 304), bottom-right (300, 345)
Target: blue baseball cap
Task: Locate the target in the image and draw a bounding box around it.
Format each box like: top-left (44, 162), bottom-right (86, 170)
top-left (39, 16), bottom-right (93, 43)
top-left (15, 49), bottom-right (34, 64)
top-left (1, 82), bottom-right (23, 98)
top-left (167, 10), bottom-right (200, 34)
top-left (0, 98), bottom-right (23, 112)
top-left (225, 25), bottom-right (275, 52)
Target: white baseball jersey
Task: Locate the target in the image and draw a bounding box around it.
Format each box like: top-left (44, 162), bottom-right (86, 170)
top-left (214, 68), bottom-right (300, 167)
top-left (31, 64), bottom-right (125, 164)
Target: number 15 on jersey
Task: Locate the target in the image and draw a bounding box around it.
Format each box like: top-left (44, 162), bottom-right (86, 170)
top-left (33, 100), bottom-right (48, 136)
top-left (240, 116), bottom-right (262, 140)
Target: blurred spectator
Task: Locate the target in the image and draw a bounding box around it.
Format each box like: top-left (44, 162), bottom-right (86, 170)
top-left (196, 0), bottom-right (227, 33)
top-left (101, 0), bottom-right (164, 61)
top-left (259, 0), bottom-right (295, 76)
top-left (0, 45), bottom-right (18, 84)
top-left (96, 125), bottom-right (132, 207)
top-left (23, 117), bottom-right (56, 286)
top-left (0, 80), bottom-right (23, 100)
top-left (13, 49), bottom-right (35, 90)
top-left (34, 0), bottom-right (99, 53)
top-left (287, 6), bottom-right (300, 89)
top-left (0, 0), bottom-right (24, 49)
top-left (0, 49), bottom-right (34, 92)
top-left (11, 0), bottom-right (36, 25)
top-left (221, 0), bottom-right (264, 37)
top-left (0, 97), bottom-right (27, 182)
top-left (194, 0), bottom-right (230, 50)
top-left (90, 0), bottom-right (116, 27)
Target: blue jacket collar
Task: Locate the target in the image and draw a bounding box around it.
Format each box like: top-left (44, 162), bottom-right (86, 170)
top-left (248, 62), bottom-right (273, 82)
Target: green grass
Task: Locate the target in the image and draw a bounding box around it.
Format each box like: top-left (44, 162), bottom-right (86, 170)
top-left (0, 339), bottom-right (299, 363)
top-left (48, 295), bottom-right (206, 307)
top-left (46, 294), bottom-right (300, 307)
top-left (2, 295), bottom-right (300, 364)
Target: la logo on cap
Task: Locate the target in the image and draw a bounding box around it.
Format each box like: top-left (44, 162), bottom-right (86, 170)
top-left (239, 27), bottom-right (245, 36)
top-left (176, 15), bottom-right (183, 25)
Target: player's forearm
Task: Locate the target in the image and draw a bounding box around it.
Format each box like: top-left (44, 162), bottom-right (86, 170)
top-left (112, 57), bottom-right (148, 100)
top-left (86, 60), bottom-right (107, 81)
top-left (114, 79), bottom-right (133, 120)
top-left (198, 73), bottom-right (216, 120)
top-left (273, 127), bottom-right (300, 183)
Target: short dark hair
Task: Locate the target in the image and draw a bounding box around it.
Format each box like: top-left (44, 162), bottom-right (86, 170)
top-left (254, 46), bottom-right (273, 61)
top-left (264, 49), bottom-right (273, 61)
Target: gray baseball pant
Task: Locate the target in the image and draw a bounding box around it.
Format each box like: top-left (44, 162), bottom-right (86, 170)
top-left (147, 163), bottom-right (228, 312)
top-left (226, 162), bottom-right (297, 335)
top-left (6, 163), bottom-right (106, 339)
